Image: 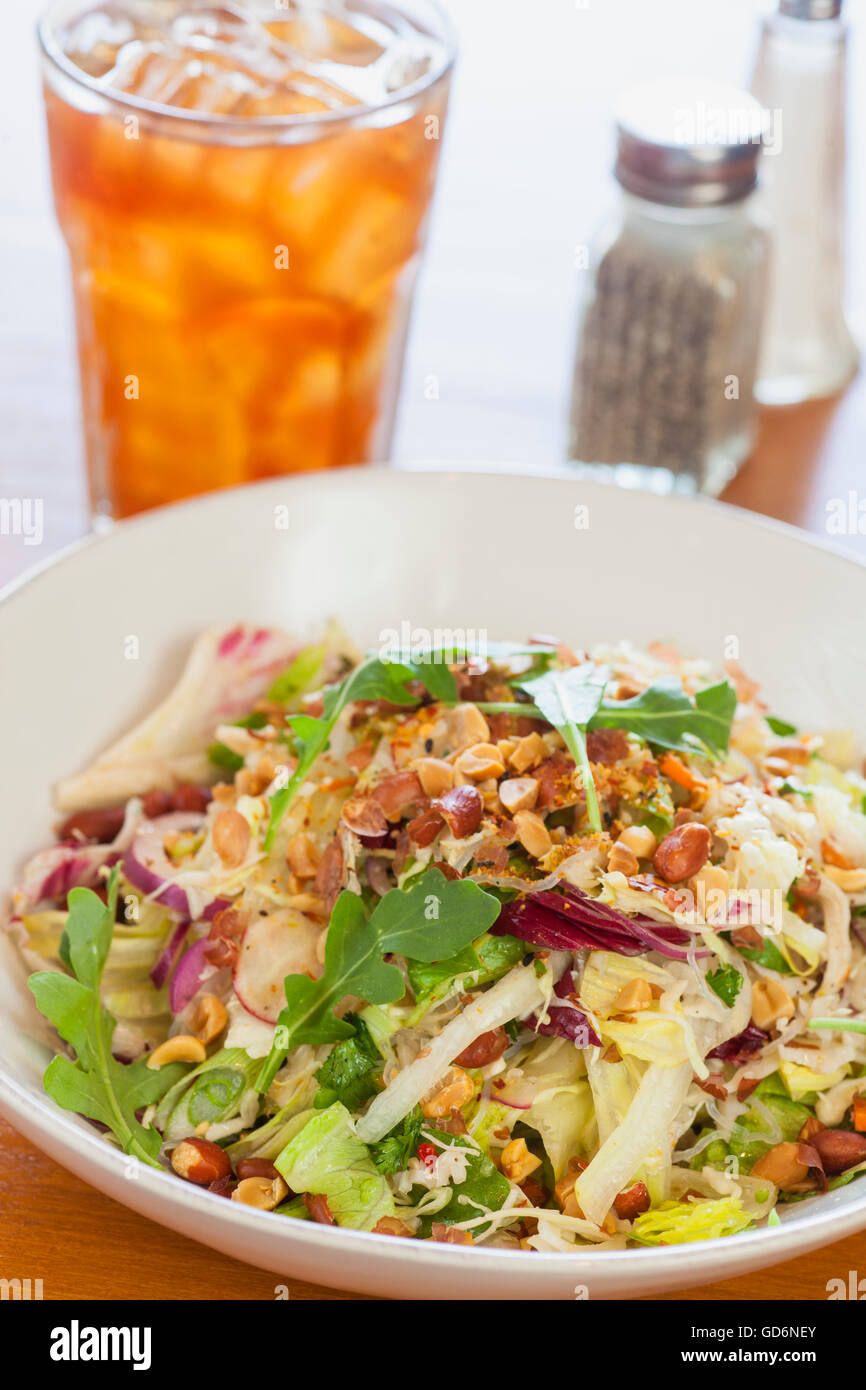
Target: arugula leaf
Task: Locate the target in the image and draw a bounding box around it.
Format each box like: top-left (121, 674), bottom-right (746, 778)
top-left (514, 666), bottom-right (606, 833)
top-left (314, 1015), bottom-right (382, 1110)
top-left (590, 678), bottom-right (737, 759)
top-left (766, 715), bottom-right (798, 737)
top-left (706, 964), bottom-right (743, 1007)
top-left (482, 676), bottom-right (737, 795)
top-left (255, 868), bottom-right (502, 1091)
top-left (370, 1108), bottom-right (424, 1175)
top-left (28, 869), bottom-right (187, 1166)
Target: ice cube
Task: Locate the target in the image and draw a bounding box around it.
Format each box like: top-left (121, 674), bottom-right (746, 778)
top-left (63, 1), bottom-right (445, 115)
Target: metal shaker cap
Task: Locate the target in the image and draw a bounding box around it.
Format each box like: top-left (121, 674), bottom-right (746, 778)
top-left (780, 1), bottom-right (842, 19)
top-left (615, 77), bottom-right (767, 208)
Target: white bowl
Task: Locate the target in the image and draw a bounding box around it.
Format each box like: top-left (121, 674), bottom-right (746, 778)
top-left (1, 467), bottom-right (863, 1300)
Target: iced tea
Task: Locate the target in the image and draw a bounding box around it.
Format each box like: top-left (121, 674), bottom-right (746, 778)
top-left (40, 1), bottom-right (453, 520)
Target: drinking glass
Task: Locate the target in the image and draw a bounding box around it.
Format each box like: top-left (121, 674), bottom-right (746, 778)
top-left (39, 1), bottom-right (454, 522)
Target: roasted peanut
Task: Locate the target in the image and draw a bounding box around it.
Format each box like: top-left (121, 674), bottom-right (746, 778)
top-left (811, 1128), bottom-right (866, 1174)
top-left (231, 1175), bottom-right (289, 1210)
top-left (373, 1216), bottom-right (415, 1237)
top-left (407, 807), bottom-right (446, 846)
top-left (431, 1223), bottom-right (474, 1244)
top-left (286, 832), bottom-right (320, 879)
top-left (750, 1141), bottom-right (811, 1191)
top-left (371, 771), bottom-right (424, 820)
top-left (421, 1066), bottom-right (475, 1118)
top-left (616, 825), bottom-right (657, 859)
top-left (652, 822), bottom-right (712, 883)
top-left (432, 785), bottom-right (483, 838)
top-left (340, 796), bottom-right (388, 837)
top-left (454, 742), bottom-right (506, 782)
top-left (448, 703), bottom-right (490, 750)
top-left (212, 808), bottom-right (251, 868)
top-left (452, 1027), bottom-right (509, 1069)
top-left (501, 1138), bottom-right (542, 1184)
top-left (188, 994), bottom-right (228, 1045)
top-left (798, 1116), bottom-right (825, 1143)
top-left (514, 809), bottom-right (552, 859)
top-left (498, 777), bottom-right (539, 815)
top-left (613, 1181), bottom-right (651, 1221)
top-left (507, 731), bottom-right (547, 774)
top-left (410, 756), bottom-right (455, 798)
top-left (57, 804), bottom-right (126, 844)
top-left (751, 979), bottom-right (795, 1029)
top-left (554, 1159), bottom-right (585, 1218)
top-left (613, 978), bottom-right (653, 1012)
top-left (170, 1136), bottom-right (232, 1186)
top-left (607, 843), bottom-right (639, 876)
top-left (304, 1193), bottom-right (335, 1224)
top-left (235, 1157), bottom-right (281, 1181)
top-left (147, 1034), bottom-right (207, 1069)
top-left (172, 784), bottom-right (213, 812)
top-left (691, 864), bottom-right (729, 896)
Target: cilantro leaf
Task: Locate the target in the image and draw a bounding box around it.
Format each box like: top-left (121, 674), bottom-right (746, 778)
top-left (28, 869), bottom-right (188, 1166)
top-left (732, 936), bottom-right (793, 975)
top-left (706, 964), bottom-right (744, 1007)
top-left (314, 1015), bottom-right (382, 1111)
top-left (255, 868), bottom-right (502, 1091)
top-left (370, 1108), bottom-right (424, 1175)
top-left (416, 1130), bottom-right (512, 1235)
top-left (514, 666), bottom-right (606, 833)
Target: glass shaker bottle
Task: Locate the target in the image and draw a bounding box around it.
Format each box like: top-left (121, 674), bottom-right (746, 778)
top-left (569, 79), bottom-right (770, 496)
top-left (751, 0), bottom-right (859, 403)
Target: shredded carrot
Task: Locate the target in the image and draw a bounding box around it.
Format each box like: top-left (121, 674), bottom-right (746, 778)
top-left (319, 776), bottom-right (355, 793)
top-left (853, 1097), bottom-right (866, 1133)
top-left (659, 751), bottom-right (706, 792)
top-left (821, 839), bottom-right (855, 870)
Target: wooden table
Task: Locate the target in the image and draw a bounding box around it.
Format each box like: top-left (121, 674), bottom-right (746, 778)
top-left (2, 0), bottom-right (865, 1299)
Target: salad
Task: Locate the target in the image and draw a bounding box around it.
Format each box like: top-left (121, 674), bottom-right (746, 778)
top-left (9, 624), bottom-right (866, 1251)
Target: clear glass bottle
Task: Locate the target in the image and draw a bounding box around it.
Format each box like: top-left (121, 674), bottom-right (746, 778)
top-left (750, 0), bottom-right (858, 403)
top-left (569, 79), bottom-right (770, 496)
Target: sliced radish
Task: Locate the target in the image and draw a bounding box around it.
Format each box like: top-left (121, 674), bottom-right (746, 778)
top-left (123, 811), bottom-right (228, 921)
top-left (233, 910), bottom-right (322, 1024)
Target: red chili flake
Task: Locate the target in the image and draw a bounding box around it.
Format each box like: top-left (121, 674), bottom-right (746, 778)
top-left (417, 1143), bottom-right (438, 1169)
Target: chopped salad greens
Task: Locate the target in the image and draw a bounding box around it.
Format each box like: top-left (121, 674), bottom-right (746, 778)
top-left (11, 623), bottom-right (866, 1250)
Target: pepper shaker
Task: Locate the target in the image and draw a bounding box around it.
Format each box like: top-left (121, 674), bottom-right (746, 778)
top-left (569, 78), bottom-right (769, 496)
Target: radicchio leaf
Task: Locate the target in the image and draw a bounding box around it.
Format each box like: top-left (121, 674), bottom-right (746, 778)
top-left (492, 884), bottom-right (709, 962)
top-left (527, 971), bottom-right (601, 1046)
top-left (707, 1023), bottom-right (768, 1065)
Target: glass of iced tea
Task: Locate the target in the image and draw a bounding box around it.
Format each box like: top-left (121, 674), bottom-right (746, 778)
top-left (39, 1), bottom-right (454, 522)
